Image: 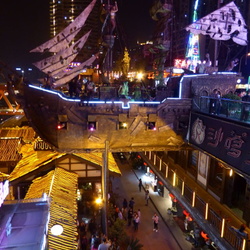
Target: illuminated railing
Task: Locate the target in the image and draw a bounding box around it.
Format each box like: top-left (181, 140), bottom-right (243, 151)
top-left (29, 84), bottom-right (162, 109)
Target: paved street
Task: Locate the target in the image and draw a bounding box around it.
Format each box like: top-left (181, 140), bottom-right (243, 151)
top-left (111, 156), bottom-right (193, 250)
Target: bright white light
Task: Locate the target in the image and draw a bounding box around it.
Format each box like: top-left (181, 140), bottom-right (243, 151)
top-left (51, 224), bottom-right (63, 236)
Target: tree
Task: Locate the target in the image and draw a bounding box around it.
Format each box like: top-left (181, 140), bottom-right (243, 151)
top-left (108, 219), bottom-right (127, 246)
top-left (127, 237), bottom-right (143, 250)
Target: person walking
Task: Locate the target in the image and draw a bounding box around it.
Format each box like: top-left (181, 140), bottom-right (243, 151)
top-left (133, 212), bottom-right (140, 232)
top-left (81, 234), bottom-right (88, 250)
top-left (129, 197), bottom-right (135, 211)
top-left (152, 213), bottom-right (159, 232)
top-left (122, 198), bottom-right (128, 209)
top-left (118, 208), bottom-right (123, 220)
top-left (145, 190), bottom-right (149, 206)
top-left (127, 208), bottom-right (133, 226)
top-left (137, 208), bottom-right (141, 223)
top-left (138, 178), bottom-right (142, 192)
top-left (98, 237), bottom-right (111, 250)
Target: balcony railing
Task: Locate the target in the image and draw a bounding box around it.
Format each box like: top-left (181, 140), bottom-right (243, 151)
top-left (143, 151), bottom-right (248, 250)
top-left (193, 96), bottom-right (250, 123)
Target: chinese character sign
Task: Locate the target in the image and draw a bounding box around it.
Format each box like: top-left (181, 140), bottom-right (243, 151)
top-left (189, 113), bottom-right (250, 175)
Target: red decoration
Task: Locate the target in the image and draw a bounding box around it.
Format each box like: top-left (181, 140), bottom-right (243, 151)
top-left (169, 193), bottom-right (175, 199)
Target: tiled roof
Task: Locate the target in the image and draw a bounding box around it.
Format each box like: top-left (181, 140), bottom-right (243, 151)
top-left (73, 152), bottom-right (121, 175)
top-left (0, 138), bottom-right (22, 161)
top-left (25, 168), bottom-right (78, 250)
top-left (8, 144), bottom-right (121, 182)
top-left (0, 126), bottom-right (36, 142)
top-left (8, 144), bottom-right (63, 182)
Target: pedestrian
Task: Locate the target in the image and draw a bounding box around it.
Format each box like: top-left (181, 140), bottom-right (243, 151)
top-left (98, 237), bottom-right (111, 250)
top-left (91, 234), bottom-right (100, 250)
top-left (88, 219), bottom-right (97, 236)
top-left (122, 198), bottom-right (128, 209)
top-left (78, 221), bottom-right (86, 237)
top-left (129, 197), bottom-right (135, 211)
top-left (241, 91), bottom-right (250, 121)
top-left (152, 213), bottom-right (159, 232)
top-left (87, 81), bottom-right (95, 99)
top-left (118, 208), bottom-right (123, 220)
top-left (44, 71), bottom-right (55, 89)
top-left (133, 212), bottom-right (139, 231)
top-left (138, 178), bottom-right (142, 192)
top-left (81, 234), bottom-right (88, 250)
top-left (122, 207), bottom-right (127, 221)
top-left (145, 190), bottom-right (149, 206)
top-left (209, 89), bottom-right (221, 115)
top-left (127, 208), bottom-right (133, 226)
top-left (137, 209), bottom-right (141, 223)
top-left (114, 205), bottom-right (119, 220)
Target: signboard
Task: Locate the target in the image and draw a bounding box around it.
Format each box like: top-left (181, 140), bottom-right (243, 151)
top-left (197, 152), bottom-right (209, 187)
top-left (34, 140), bottom-right (53, 151)
top-left (189, 112), bottom-right (250, 176)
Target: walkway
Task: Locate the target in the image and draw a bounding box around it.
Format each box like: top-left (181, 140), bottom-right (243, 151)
top-left (111, 155), bottom-right (193, 250)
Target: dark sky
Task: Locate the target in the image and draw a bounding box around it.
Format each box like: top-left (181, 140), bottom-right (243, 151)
top-left (0, 0), bottom-right (154, 70)
top-left (0, 0), bottom-right (50, 69)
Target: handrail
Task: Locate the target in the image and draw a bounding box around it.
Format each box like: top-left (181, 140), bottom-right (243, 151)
top-left (193, 96), bottom-right (250, 123)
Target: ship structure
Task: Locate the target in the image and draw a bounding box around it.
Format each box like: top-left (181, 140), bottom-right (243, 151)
top-left (1, 1), bottom-right (250, 250)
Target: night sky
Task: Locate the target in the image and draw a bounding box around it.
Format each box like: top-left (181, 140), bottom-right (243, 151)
top-left (0, 0), bottom-right (155, 71)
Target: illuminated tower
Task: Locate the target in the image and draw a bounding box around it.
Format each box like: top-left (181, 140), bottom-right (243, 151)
top-left (185, 0), bottom-right (200, 71)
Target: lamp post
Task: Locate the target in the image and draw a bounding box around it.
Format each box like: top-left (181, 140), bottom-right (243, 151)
top-left (101, 141), bottom-right (109, 236)
top-left (238, 53), bottom-right (250, 75)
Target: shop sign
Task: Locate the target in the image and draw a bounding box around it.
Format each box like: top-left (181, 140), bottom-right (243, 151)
top-left (34, 141), bottom-right (53, 151)
top-left (0, 180), bottom-right (9, 207)
top-left (189, 112), bottom-right (250, 175)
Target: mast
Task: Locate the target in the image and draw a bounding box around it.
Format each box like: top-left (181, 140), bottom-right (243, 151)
top-left (149, 0), bottom-right (173, 87)
top-left (213, 0), bottom-right (221, 68)
top-left (101, 0), bottom-right (118, 82)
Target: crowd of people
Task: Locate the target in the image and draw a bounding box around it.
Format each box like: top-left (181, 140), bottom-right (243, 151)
top-left (42, 71), bottom-right (159, 101)
top-left (77, 218), bottom-right (119, 250)
top-left (207, 88), bottom-right (250, 122)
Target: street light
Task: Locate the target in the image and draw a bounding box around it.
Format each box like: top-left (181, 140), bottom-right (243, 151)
top-left (51, 224), bottom-right (64, 236)
top-left (238, 52), bottom-right (250, 74)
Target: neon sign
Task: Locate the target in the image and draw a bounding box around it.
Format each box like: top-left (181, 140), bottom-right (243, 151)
top-left (0, 180), bottom-right (9, 207)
